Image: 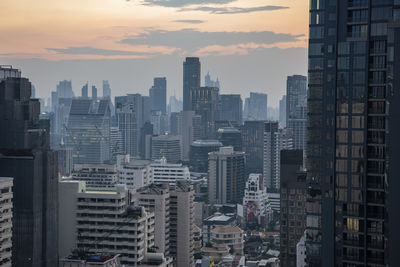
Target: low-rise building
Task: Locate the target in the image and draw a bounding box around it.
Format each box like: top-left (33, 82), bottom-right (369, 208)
top-left (202, 213), bottom-right (236, 244)
top-left (71, 164), bottom-right (118, 188)
top-left (60, 253), bottom-right (120, 267)
top-left (117, 155), bottom-right (154, 189)
top-left (151, 157), bottom-right (190, 186)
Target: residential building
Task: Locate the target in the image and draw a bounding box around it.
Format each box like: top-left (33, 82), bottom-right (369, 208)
top-left (66, 98), bottom-right (111, 164)
top-left (306, 1), bottom-right (400, 266)
top-left (71, 164), bottom-right (118, 188)
top-left (208, 147), bottom-right (245, 205)
top-left (117, 155), bottom-right (153, 190)
top-left (220, 94), bottom-right (242, 124)
top-left (202, 213), bottom-right (236, 244)
top-left (183, 57), bottom-right (200, 111)
top-left (151, 135), bottom-right (182, 164)
top-left (0, 68), bottom-right (59, 267)
top-left (59, 181), bottom-right (160, 266)
top-left (169, 181), bottom-right (195, 267)
top-left (189, 86), bottom-right (220, 139)
top-left (0, 177), bottom-right (12, 267)
top-left (189, 140), bottom-right (222, 173)
top-left (266, 193), bottom-right (280, 212)
top-left (280, 150), bottom-right (306, 267)
top-left (151, 157), bottom-right (190, 185)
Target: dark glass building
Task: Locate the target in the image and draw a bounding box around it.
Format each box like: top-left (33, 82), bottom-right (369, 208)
top-left (183, 57), bottom-right (201, 111)
top-left (189, 140), bottom-right (222, 173)
top-left (0, 67), bottom-right (59, 266)
top-left (286, 75), bottom-right (307, 125)
top-left (220, 94), bottom-right (243, 124)
top-left (306, 1), bottom-right (400, 266)
top-left (150, 77), bottom-right (167, 114)
top-left (241, 121), bottom-right (266, 174)
top-left (217, 127), bottom-right (242, 152)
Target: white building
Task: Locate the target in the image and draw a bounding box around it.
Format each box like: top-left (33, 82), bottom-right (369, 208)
top-left (202, 213), bottom-right (236, 244)
top-left (59, 180), bottom-right (172, 267)
top-left (267, 192), bottom-right (280, 212)
top-left (151, 157), bottom-right (190, 185)
top-left (296, 232), bottom-right (306, 267)
top-left (242, 174), bottom-right (273, 227)
top-left (263, 122), bottom-right (293, 191)
top-left (0, 177), bottom-right (12, 267)
top-left (117, 155), bottom-right (154, 189)
top-left (71, 164), bottom-right (118, 188)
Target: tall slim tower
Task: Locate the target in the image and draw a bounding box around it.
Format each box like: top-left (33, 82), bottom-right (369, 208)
top-left (81, 83), bottom-right (88, 98)
top-left (149, 77), bottom-right (167, 114)
top-left (102, 80), bottom-right (111, 98)
top-left (91, 85), bottom-right (97, 101)
top-left (306, 1), bottom-right (400, 266)
top-left (183, 57), bottom-right (200, 111)
top-left (286, 75), bottom-right (306, 124)
top-left (0, 66), bottom-right (58, 267)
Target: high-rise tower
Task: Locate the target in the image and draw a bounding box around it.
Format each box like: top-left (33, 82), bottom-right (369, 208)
top-left (183, 57), bottom-right (200, 111)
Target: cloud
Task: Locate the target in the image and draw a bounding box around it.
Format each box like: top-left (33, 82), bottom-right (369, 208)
top-left (120, 28), bottom-right (303, 52)
top-left (173, 19), bottom-right (205, 24)
top-left (47, 46), bottom-right (155, 56)
top-left (141, 0), bottom-right (233, 7)
top-left (180, 5), bottom-right (288, 14)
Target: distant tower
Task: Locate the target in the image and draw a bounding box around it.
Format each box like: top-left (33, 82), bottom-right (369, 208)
top-left (102, 80), bottom-right (111, 98)
top-left (92, 85), bottom-right (97, 100)
top-left (149, 77), bottom-right (167, 114)
top-left (183, 57), bottom-right (200, 111)
top-left (81, 83), bottom-right (88, 98)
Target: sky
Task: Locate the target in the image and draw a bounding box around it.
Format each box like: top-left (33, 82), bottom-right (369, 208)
top-left (0, 0), bottom-right (308, 107)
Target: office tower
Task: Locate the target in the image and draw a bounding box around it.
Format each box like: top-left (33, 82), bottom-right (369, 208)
top-left (81, 83), bottom-right (88, 97)
top-left (220, 94), bottom-right (243, 124)
top-left (286, 75), bottom-right (307, 125)
top-left (288, 105), bottom-right (308, 151)
top-left (263, 122), bottom-right (293, 191)
top-left (217, 127), bottom-right (242, 151)
top-left (279, 95), bottom-right (287, 128)
top-left (31, 84), bottom-right (36, 98)
top-left (115, 94), bottom-right (149, 129)
top-left (58, 181), bottom-right (166, 266)
top-left (0, 65), bottom-right (21, 78)
top-left (0, 177), bottom-right (13, 266)
top-left (135, 184), bottom-right (171, 256)
top-left (151, 135), bottom-right (182, 163)
top-left (204, 72), bottom-right (220, 88)
top-left (151, 157), bottom-right (190, 185)
top-left (189, 140), bottom-right (222, 173)
top-left (168, 95), bottom-right (183, 114)
top-left (71, 164), bottom-right (118, 188)
top-left (177, 110), bottom-right (203, 161)
top-left (305, 1), bottom-right (400, 266)
top-left (280, 150), bottom-right (306, 267)
top-left (139, 121), bottom-right (154, 159)
top-left (66, 99), bottom-right (111, 164)
top-left (116, 104), bottom-right (138, 157)
top-left (208, 147), bottom-right (245, 204)
top-left (241, 121), bottom-right (266, 174)
top-left (91, 85), bottom-right (97, 100)
top-left (169, 181), bottom-right (195, 267)
top-left (243, 92), bottom-right (268, 120)
top-left (110, 126), bottom-right (123, 160)
top-left (51, 90), bottom-right (58, 112)
top-left (150, 110), bottom-right (168, 135)
top-left (116, 155), bottom-right (154, 189)
top-left (0, 67), bottom-right (58, 267)
top-left (57, 80), bottom-right (74, 98)
top-left (183, 57), bottom-right (201, 111)
top-left (189, 86), bottom-right (220, 138)
top-left (56, 144), bottom-right (74, 177)
top-left (54, 98), bottom-right (73, 146)
top-left (150, 77), bottom-right (167, 114)
top-left (102, 80), bottom-right (111, 98)
top-left (243, 174), bottom-right (272, 228)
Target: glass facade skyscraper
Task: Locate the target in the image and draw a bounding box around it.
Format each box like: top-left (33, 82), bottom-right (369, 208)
top-left (183, 57), bottom-right (201, 111)
top-left (306, 1), bottom-right (400, 266)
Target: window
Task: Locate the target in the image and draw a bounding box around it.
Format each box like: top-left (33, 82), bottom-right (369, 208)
top-left (353, 56), bottom-right (365, 69)
top-left (371, 7), bottom-right (392, 21)
top-left (352, 131), bottom-right (364, 144)
top-left (371, 23), bottom-right (387, 36)
top-left (338, 57), bottom-right (350, 69)
top-left (310, 27), bottom-right (324, 39)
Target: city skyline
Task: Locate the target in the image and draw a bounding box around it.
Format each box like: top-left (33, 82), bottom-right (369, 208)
top-left (0, 0), bottom-right (308, 106)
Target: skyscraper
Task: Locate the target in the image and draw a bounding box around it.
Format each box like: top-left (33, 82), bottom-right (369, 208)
top-left (241, 121), bottom-right (266, 174)
top-left (150, 77), bottom-right (167, 114)
top-left (0, 67), bottom-right (58, 266)
top-left (279, 95), bottom-right (287, 128)
top-left (243, 92), bottom-right (268, 120)
top-left (151, 135), bottom-right (182, 163)
top-left (220, 94), bottom-right (243, 124)
top-left (183, 57), bottom-right (200, 111)
top-left (102, 80), bottom-right (111, 98)
top-left (66, 99), bottom-right (111, 164)
top-left (204, 72), bottom-right (220, 88)
top-left (217, 127), bottom-right (242, 152)
top-left (208, 146), bottom-right (245, 205)
top-left (306, 1), bottom-right (400, 266)
top-left (286, 75), bottom-right (307, 125)
top-left (116, 104), bottom-right (138, 157)
top-left (189, 86), bottom-right (220, 138)
top-left (81, 82), bottom-right (88, 98)
top-left (91, 85), bottom-right (97, 100)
